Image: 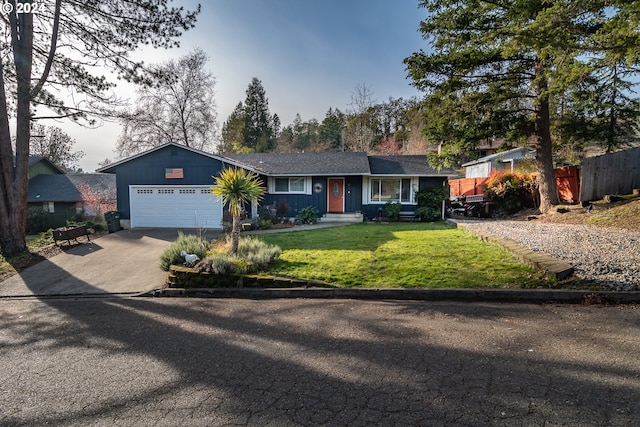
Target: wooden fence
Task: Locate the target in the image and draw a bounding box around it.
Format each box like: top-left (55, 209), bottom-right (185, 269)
top-left (579, 147), bottom-right (640, 202)
top-left (555, 166), bottom-right (580, 204)
top-left (449, 167), bottom-right (581, 203)
top-left (449, 177), bottom-right (488, 198)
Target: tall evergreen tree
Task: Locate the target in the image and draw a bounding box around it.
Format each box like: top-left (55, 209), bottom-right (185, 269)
top-left (243, 77), bottom-right (274, 152)
top-left (405, 0), bottom-right (640, 212)
top-left (220, 102), bottom-right (247, 154)
top-left (319, 108), bottom-right (345, 150)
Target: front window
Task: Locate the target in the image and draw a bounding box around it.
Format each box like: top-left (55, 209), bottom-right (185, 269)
top-left (370, 178), bottom-right (412, 203)
top-left (274, 177), bottom-right (305, 193)
top-left (43, 202), bottom-right (55, 213)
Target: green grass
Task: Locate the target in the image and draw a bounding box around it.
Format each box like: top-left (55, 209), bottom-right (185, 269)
top-left (257, 222), bottom-right (550, 288)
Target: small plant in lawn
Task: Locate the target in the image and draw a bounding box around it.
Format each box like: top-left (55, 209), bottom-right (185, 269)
top-left (160, 232), bottom-right (208, 271)
top-left (298, 206), bottom-right (318, 224)
top-left (384, 201), bottom-right (401, 221)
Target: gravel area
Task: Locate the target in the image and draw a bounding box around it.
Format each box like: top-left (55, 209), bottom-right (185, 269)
top-left (460, 220), bottom-right (640, 291)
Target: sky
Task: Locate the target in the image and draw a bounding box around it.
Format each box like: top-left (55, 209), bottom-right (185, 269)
top-left (64, 0), bottom-right (429, 172)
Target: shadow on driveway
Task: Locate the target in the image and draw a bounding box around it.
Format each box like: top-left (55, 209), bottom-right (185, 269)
top-left (0, 228), bottom-right (219, 297)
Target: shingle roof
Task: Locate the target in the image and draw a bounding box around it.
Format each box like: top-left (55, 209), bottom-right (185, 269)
top-left (27, 174), bottom-right (116, 202)
top-left (368, 155), bottom-right (458, 176)
top-left (225, 152), bottom-right (372, 175)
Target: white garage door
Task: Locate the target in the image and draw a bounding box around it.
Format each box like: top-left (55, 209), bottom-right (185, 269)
top-left (129, 185), bottom-right (223, 229)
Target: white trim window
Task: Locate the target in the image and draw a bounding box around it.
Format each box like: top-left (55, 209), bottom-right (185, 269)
top-left (269, 177), bottom-right (311, 194)
top-left (369, 178), bottom-right (414, 203)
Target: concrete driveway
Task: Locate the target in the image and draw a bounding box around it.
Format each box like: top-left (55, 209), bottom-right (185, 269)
top-left (0, 229), bottom-right (215, 298)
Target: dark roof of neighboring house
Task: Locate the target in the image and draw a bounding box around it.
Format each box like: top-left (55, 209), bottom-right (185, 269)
top-left (225, 152), bottom-right (372, 176)
top-left (27, 173), bottom-right (116, 203)
top-left (368, 155), bottom-right (458, 177)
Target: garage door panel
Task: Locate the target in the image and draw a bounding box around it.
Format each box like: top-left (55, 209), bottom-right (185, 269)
top-left (129, 186), bottom-right (222, 229)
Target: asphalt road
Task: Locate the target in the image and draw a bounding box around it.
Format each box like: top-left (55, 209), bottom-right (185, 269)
top-left (1, 298), bottom-right (639, 426)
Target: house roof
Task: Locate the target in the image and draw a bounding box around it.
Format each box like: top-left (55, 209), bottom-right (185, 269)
top-left (96, 142), bottom-right (250, 173)
top-left (461, 147), bottom-right (536, 167)
top-left (98, 142), bottom-right (456, 178)
top-left (368, 155), bottom-right (458, 177)
top-left (224, 152), bottom-right (372, 176)
top-left (27, 173), bottom-right (116, 203)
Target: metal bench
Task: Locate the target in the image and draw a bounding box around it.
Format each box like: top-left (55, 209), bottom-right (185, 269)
top-left (399, 211), bottom-right (418, 221)
top-left (53, 225), bottom-right (91, 246)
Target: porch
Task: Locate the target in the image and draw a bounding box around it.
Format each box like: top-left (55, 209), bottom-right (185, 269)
top-left (319, 212), bottom-right (364, 223)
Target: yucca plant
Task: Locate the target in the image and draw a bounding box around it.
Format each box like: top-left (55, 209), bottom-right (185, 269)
top-left (211, 168), bottom-right (265, 254)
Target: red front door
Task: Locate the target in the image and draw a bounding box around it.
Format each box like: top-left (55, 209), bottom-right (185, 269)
top-left (328, 178), bottom-right (344, 213)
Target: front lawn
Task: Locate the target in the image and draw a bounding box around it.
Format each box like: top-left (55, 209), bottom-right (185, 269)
top-left (257, 222), bottom-right (550, 288)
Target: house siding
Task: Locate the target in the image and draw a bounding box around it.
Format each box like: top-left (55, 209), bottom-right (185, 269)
top-left (112, 146), bottom-right (225, 220)
top-left (28, 161), bottom-right (63, 179)
top-left (361, 177), bottom-right (447, 219)
top-left (261, 175), bottom-right (363, 218)
top-left (27, 202), bottom-right (76, 230)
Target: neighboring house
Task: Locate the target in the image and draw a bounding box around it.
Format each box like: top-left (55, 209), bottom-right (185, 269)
top-left (28, 156), bottom-right (65, 179)
top-left (27, 173), bottom-right (116, 229)
top-left (98, 142), bottom-right (457, 229)
top-left (461, 147), bottom-right (536, 179)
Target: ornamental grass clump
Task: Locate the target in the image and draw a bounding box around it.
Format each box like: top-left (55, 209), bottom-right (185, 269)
top-left (195, 235), bottom-right (280, 274)
top-left (160, 232), bottom-right (208, 271)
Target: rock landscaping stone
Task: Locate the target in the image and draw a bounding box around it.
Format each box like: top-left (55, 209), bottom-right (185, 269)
top-left (459, 220), bottom-right (640, 290)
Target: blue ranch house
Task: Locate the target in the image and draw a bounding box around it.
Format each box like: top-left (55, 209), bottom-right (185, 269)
top-left (98, 143), bottom-right (457, 229)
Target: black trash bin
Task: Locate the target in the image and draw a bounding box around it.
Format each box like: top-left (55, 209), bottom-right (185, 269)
top-left (104, 211), bottom-right (121, 233)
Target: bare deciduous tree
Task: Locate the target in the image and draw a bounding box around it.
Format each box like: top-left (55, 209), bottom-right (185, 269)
top-left (29, 124), bottom-right (84, 171)
top-left (116, 48), bottom-right (218, 157)
top-left (342, 83), bottom-right (376, 152)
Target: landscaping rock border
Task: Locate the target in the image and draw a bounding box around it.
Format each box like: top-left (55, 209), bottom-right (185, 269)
top-left (446, 219), bottom-right (575, 280)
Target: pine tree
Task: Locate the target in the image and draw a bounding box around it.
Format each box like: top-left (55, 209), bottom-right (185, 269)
top-left (243, 77), bottom-right (274, 152)
top-left (405, 0), bottom-right (640, 212)
top-left (0, 0), bottom-right (199, 255)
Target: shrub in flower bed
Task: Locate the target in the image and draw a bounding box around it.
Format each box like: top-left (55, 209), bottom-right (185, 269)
top-left (485, 171), bottom-right (537, 214)
top-left (160, 232), bottom-right (208, 271)
top-left (194, 235), bottom-right (281, 275)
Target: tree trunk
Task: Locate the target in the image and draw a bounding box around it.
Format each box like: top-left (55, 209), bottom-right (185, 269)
top-left (231, 214), bottom-right (240, 254)
top-left (0, 10), bottom-right (33, 256)
top-left (533, 60), bottom-right (559, 214)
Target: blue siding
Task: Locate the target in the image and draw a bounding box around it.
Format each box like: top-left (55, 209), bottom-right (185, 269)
top-left (361, 177), bottom-right (447, 219)
top-left (113, 146), bottom-right (225, 219)
top-left (262, 176), bottom-right (363, 218)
